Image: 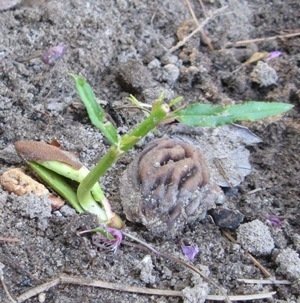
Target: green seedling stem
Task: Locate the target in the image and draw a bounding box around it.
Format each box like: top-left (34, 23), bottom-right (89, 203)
top-left (30, 161), bottom-right (108, 221)
top-left (77, 99), bottom-right (170, 207)
top-left (40, 160), bottom-right (113, 219)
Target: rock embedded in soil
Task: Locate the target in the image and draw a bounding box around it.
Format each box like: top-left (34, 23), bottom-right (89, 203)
top-left (275, 248), bottom-right (300, 281)
top-left (237, 219), bottom-right (275, 256)
top-left (116, 60), bottom-right (156, 94)
top-left (182, 273), bottom-right (210, 303)
top-left (120, 138), bottom-right (224, 238)
top-left (137, 255), bottom-right (156, 284)
top-left (13, 194), bottom-right (52, 231)
top-left (182, 283), bottom-right (209, 303)
top-left (162, 64), bottom-right (180, 85)
top-left (209, 207), bottom-right (244, 230)
top-left (250, 61), bottom-right (278, 87)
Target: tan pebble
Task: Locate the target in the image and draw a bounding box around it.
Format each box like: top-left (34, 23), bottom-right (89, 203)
top-left (0, 168), bottom-right (49, 196)
top-left (0, 168), bottom-right (65, 210)
top-left (48, 194), bottom-right (65, 210)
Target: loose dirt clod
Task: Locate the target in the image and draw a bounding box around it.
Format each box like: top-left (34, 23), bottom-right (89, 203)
top-left (237, 219), bottom-right (275, 256)
top-left (275, 248), bottom-right (300, 281)
top-left (120, 138), bottom-right (224, 237)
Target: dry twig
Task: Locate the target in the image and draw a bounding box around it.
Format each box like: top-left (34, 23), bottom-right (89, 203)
top-left (169, 6), bottom-right (227, 53)
top-left (184, 0), bottom-right (214, 50)
top-left (225, 31), bottom-right (300, 47)
top-left (0, 236), bottom-right (20, 243)
top-left (222, 230), bottom-right (272, 278)
top-left (238, 278), bottom-right (291, 285)
top-left (12, 274), bottom-right (276, 302)
top-left (198, 0), bottom-right (208, 17)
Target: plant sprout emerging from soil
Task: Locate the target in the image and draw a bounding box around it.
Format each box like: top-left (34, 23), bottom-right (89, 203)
top-left (15, 75), bottom-right (293, 233)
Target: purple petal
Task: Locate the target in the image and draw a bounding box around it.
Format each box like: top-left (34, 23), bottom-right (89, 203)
top-left (181, 244), bottom-right (200, 261)
top-left (92, 227), bottom-right (123, 253)
top-left (266, 51), bottom-right (282, 61)
top-left (107, 227), bottom-right (123, 246)
top-left (266, 214), bottom-right (284, 228)
top-left (41, 43), bottom-right (66, 65)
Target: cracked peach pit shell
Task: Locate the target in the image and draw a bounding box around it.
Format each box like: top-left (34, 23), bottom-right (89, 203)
top-left (120, 138), bottom-right (224, 237)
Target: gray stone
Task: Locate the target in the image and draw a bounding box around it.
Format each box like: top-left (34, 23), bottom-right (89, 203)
top-left (182, 281), bottom-right (209, 303)
top-left (117, 60), bottom-right (155, 93)
top-left (148, 58), bottom-right (161, 69)
top-left (237, 219), bottom-right (274, 255)
top-left (16, 194), bottom-right (52, 231)
top-left (163, 64), bottom-right (180, 85)
top-left (275, 248), bottom-right (300, 280)
top-left (250, 61), bottom-right (278, 87)
top-left (59, 205), bottom-right (77, 217)
top-left (137, 255), bottom-right (156, 284)
top-left (209, 208), bottom-right (244, 230)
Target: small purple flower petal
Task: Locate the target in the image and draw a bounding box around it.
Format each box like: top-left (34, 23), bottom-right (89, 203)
top-left (107, 227), bottom-right (123, 246)
top-left (41, 43), bottom-right (66, 65)
top-left (266, 51), bottom-right (282, 61)
top-left (266, 214), bottom-right (284, 228)
top-left (92, 227), bottom-right (123, 253)
top-left (181, 244), bottom-right (200, 261)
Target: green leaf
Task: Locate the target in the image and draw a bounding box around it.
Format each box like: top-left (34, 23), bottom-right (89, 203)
top-left (28, 161), bottom-right (84, 213)
top-left (71, 74), bottom-right (118, 145)
top-left (175, 102), bottom-right (293, 127)
top-left (29, 161), bottom-right (109, 222)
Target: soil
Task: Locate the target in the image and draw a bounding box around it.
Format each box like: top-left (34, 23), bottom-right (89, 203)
top-left (0, 0), bottom-right (300, 302)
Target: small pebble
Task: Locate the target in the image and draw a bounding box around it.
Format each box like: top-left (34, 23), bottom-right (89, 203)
top-left (41, 43), bottom-right (66, 66)
top-left (38, 293), bottom-right (46, 303)
top-left (148, 58), bottom-right (161, 69)
top-left (275, 248), bottom-right (300, 280)
top-left (209, 208), bottom-right (244, 230)
top-left (250, 61), bottom-right (278, 87)
top-left (163, 64), bottom-right (180, 85)
top-left (237, 219), bottom-right (274, 256)
top-left (0, 0), bottom-right (21, 11)
top-left (59, 205), bottom-right (77, 217)
top-left (137, 255), bottom-right (156, 284)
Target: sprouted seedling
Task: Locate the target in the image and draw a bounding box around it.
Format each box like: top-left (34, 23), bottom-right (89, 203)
top-left (15, 75), bottom-right (293, 232)
top-left (12, 75), bottom-right (293, 303)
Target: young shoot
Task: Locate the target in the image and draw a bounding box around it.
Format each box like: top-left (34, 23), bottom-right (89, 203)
top-left (15, 75), bottom-right (293, 231)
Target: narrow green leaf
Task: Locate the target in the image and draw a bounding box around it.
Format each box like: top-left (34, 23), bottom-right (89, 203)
top-left (29, 161), bottom-right (109, 222)
top-left (28, 161), bottom-right (84, 213)
top-left (176, 102), bottom-right (293, 127)
top-left (71, 74), bottom-right (118, 145)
